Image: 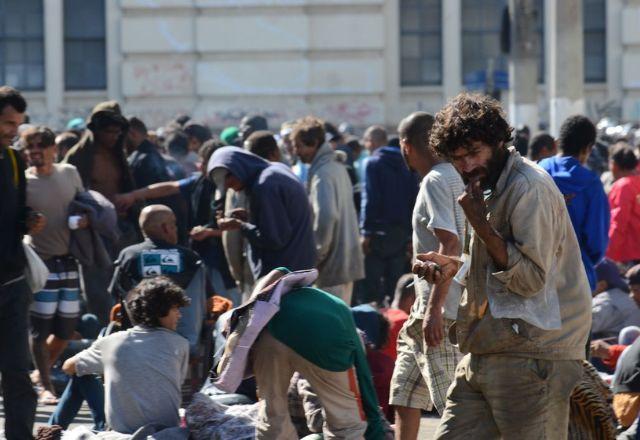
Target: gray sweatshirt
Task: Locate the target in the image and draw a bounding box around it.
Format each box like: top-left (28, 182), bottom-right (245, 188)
top-left (74, 325), bottom-right (189, 433)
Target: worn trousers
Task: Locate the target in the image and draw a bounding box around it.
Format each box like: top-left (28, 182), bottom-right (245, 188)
top-left (0, 278), bottom-right (37, 440)
top-left (435, 353), bottom-right (582, 439)
top-left (252, 330), bottom-right (367, 440)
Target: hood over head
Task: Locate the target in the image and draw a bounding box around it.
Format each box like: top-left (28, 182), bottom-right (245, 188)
top-left (596, 258), bottom-right (629, 292)
top-left (539, 155), bottom-right (600, 194)
top-left (207, 146), bottom-right (270, 189)
top-left (87, 100), bottom-right (128, 132)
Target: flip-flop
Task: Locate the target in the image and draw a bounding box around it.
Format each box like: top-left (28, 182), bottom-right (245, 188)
top-left (38, 389), bottom-right (59, 405)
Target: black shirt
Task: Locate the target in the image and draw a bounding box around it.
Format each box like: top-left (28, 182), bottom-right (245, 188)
top-left (0, 147), bottom-right (27, 284)
top-left (108, 237), bottom-right (207, 301)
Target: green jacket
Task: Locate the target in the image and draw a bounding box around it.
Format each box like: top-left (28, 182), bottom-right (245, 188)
top-left (269, 286), bottom-right (385, 440)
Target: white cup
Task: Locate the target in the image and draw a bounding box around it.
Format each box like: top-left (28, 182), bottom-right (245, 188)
top-left (68, 215), bottom-right (82, 230)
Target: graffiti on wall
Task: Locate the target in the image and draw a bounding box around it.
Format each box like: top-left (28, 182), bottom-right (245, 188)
top-left (128, 61), bottom-right (193, 97)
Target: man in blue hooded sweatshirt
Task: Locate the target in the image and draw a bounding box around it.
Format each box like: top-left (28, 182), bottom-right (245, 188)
top-left (360, 125), bottom-right (419, 305)
top-left (539, 115), bottom-right (610, 291)
top-left (207, 146), bottom-right (317, 279)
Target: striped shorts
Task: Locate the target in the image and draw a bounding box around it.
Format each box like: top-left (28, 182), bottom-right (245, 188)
top-left (30, 255), bottom-right (81, 341)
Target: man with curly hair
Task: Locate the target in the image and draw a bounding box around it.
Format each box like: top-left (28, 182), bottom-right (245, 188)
top-left (413, 93), bottom-right (591, 438)
top-left (61, 277), bottom-right (190, 434)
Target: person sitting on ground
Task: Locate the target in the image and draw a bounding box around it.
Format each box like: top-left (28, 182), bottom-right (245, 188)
top-left (378, 273), bottom-right (414, 361)
top-left (351, 304), bottom-right (395, 421)
top-left (109, 205), bottom-right (211, 354)
top-left (61, 277), bottom-right (190, 434)
top-left (591, 259), bottom-right (640, 340)
top-left (628, 265), bottom-right (640, 308)
top-left (610, 336), bottom-right (640, 430)
top-left (114, 142), bottom-right (240, 306)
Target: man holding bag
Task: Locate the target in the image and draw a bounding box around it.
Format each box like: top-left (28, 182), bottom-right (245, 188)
top-left (414, 93), bottom-right (591, 439)
top-left (0, 86), bottom-right (44, 439)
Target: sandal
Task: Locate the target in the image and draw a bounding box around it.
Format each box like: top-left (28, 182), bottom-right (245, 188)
top-left (38, 389), bottom-right (59, 405)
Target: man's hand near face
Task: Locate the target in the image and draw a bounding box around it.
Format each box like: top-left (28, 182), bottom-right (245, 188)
top-left (457, 176), bottom-right (488, 230)
top-left (457, 176), bottom-right (509, 271)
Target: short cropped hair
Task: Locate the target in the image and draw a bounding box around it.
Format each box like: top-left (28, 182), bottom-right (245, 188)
top-left (125, 277), bottom-right (190, 328)
top-left (610, 143), bottom-right (639, 171)
top-left (429, 92), bottom-right (513, 159)
top-left (291, 116), bottom-right (325, 148)
top-left (199, 138), bottom-right (225, 164)
top-left (245, 130), bottom-right (279, 159)
top-left (128, 116), bottom-right (148, 135)
top-left (558, 115), bottom-right (596, 156)
top-left (528, 133), bottom-right (555, 160)
top-left (166, 130), bottom-right (189, 158)
top-left (21, 126), bottom-right (56, 148)
top-left (364, 125), bottom-right (388, 145)
top-left (0, 86), bottom-right (27, 114)
top-left (398, 112), bottom-right (434, 151)
top-left (184, 123), bottom-right (212, 144)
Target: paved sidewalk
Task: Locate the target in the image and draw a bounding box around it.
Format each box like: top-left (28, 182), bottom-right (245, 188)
top-left (1, 397), bottom-right (441, 438)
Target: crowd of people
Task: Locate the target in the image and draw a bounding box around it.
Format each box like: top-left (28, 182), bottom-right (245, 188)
top-left (2, 82), bottom-right (640, 440)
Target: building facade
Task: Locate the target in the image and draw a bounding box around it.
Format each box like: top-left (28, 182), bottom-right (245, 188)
top-left (2, 0), bottom-right (639, 132)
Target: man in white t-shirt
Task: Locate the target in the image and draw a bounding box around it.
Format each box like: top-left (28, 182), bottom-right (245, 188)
top-left (389, 112), bottom-right (465, 440)
top-left (23, 126), bottom-right (86, 405)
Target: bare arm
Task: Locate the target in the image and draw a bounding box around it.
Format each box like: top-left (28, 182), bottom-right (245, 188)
top-left (114, 181), bottom-right (181, 211)
top-left (62, 356), bottom-right (78, 375)
top-left (423, 229), bottom-right (461, 347)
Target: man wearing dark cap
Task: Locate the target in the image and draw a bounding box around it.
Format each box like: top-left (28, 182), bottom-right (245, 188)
top-left (63, 101), bottom-right (138, 325)
top-left (239, 115), bottom-right (268, 143)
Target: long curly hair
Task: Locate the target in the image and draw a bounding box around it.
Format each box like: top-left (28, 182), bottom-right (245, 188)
top-left (429, 92), bottom-right (513, 159)
top-left (125, 276), bottom-right (190, 328)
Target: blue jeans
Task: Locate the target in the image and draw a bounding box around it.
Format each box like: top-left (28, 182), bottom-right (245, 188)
top-left (0, 277), bottom-right (37, 440)
top-left (49, 375), bottom-right (105, 430)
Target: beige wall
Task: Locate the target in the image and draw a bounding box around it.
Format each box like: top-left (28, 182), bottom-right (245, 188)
top-left (23, 0), bottom-right (638, 132)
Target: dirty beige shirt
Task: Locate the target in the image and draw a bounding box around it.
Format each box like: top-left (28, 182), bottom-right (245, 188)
top-left (456, 148), bottom-right (592, 360)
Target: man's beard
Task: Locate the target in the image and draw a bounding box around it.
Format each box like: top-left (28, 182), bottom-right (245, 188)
top-left (460, 147), bottom-right (508, 190)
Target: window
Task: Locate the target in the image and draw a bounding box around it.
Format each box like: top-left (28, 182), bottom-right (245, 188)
top-left (461, 0), bottom-right (507, 88)
top-left (583, 0), bottom-right (606, 83)
top-left (64, 0), bottom-right (106, 90)
top-left (400, 0), bottom-right (442, 86)
top-left (0, 0), bottom-right (45, 90)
